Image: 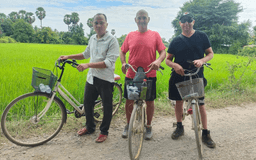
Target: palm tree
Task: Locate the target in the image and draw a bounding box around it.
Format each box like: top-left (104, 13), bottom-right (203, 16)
top-left (87, 17), bottom-right (95, 40)
top-left (8, 12), bottom-right (19, 22)
top-left (0, 13), bottom-right (6, 22)
top-left (25, 12), bottom-right (35, 24)
top-left (87, 17), bottom-right (93, 29)
top-left (70, 12), bottom-right (79, 26)
top-left (63, 14), bottom-right (71, 31)
top-left (19, 10), bottom-right (26, 19)
top-left (35, 7), bottom-right (46, 28)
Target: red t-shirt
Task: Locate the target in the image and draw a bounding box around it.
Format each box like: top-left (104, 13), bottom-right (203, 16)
top-left (121, 30), bottom-right (166, 78)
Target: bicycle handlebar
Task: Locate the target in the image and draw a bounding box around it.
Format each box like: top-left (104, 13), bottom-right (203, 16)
top-left (56, 59), bottom-right (79, 69)
top-left (183, 62), bottom-right (212, 77)
top-left (125, 64), bottom-right (165, 74)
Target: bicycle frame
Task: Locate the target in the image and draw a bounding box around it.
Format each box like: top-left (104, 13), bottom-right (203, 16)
top-left (34, 81), bottom-right (84, 122)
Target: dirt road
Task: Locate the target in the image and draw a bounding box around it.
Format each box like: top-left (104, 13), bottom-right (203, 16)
top-left (1, 103), bottom-right (256, 160)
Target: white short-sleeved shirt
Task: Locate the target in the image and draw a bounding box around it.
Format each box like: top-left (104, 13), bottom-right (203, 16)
top-left (82, 31), bottom-right (119, 84)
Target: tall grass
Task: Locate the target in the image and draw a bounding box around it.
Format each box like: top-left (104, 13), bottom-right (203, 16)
top-left (0, 43), bottom-right (256, 117)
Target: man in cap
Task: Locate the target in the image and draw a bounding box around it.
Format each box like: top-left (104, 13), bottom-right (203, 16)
top-left (166, 12), bottom-right (216, 148)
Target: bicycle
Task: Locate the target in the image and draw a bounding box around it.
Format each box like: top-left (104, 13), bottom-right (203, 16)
top-left (173, 61), bottom-right (212, 160)
top-left (1, 59), bottom-right (122, 147)
top-left (124, 64), bottom-right (164, 160)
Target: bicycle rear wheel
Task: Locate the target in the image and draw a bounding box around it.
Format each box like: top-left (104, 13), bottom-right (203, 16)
top-left (128, 104), bottom-right (145, 160)
top-left (94, 83), bottom-right (122, 122)
top-left (1, 92), bottom-right (66, 146)
top-left (192, 103), bottom-right (203, 159)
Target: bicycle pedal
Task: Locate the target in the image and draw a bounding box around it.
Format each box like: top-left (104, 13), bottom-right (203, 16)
top-left (94, 112), bottom-right (100, 118)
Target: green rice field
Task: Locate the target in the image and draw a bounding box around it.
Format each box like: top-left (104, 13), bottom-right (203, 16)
top-left (0, 43), bottom-right (256, 117)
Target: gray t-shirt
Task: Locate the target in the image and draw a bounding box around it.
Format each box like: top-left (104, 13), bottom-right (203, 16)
top-left (82, 31), bottom-right (119, 84)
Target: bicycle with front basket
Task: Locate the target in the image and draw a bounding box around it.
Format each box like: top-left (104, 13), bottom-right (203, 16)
top-left (125, 63), bottom-right (164, 160)
top-left (1, 59), bottom-right (122, 146)
top-left (174, 61), bottom-right (212, 160)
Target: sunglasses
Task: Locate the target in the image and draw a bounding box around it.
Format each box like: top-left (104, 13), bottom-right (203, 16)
top-left (180, 17), bottom-right (193, 23)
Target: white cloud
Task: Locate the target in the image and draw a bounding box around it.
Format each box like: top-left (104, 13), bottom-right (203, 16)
top-left (1, 0), bottom-right (256, 39)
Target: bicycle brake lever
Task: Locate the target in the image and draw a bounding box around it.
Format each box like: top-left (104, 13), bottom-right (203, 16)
top-left (125, 64), bottom-right (130, 70)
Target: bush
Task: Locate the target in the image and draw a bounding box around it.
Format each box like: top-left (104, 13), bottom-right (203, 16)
top-left (240, 46), bottom-right (256, 56)
top-left (228, 41), bottom-right (242, 55)
top-left (0, 36), bottom-right (17, 43)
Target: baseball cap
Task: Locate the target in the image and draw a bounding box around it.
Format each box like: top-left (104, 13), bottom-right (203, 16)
top-left (179, 12), bottom-right (194, 20)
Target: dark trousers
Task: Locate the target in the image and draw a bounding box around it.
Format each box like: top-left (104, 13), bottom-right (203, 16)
top-left (84, 77), bottom-right (113, 135)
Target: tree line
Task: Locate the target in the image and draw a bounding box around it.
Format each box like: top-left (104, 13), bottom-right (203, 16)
top-left (0, 0), bottom-right (256, 54)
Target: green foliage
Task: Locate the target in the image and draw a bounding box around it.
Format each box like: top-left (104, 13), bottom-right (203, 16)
top-left (239, 46), bottom-right (256, 56)
top-left (1, 19), bottom-right (14, 36)
top-left (18, 10), bottom-right (26, 20)
top-left (162, 38), bottom-right (169, 47)
top-left (25, 12), bottom-right (35, 24)
top-left (117, 34), bottom-right (127, 47)
top-left (0, 13), bottom-right (7, 22)
top-left (210, 22), bottom-right (250, 52)
top-left (172, 0), bottom-right (249, 53)
top-left (8, 11), bottom-right (19, 22)
top-left (62, 31), bottom-right (75, 44)
top-left (87, 18), bottom-right (93, 29)
top-left (218, 56), bottom-right (255, 92)
top-left (63, 14), bottom-right (71, 31)
top-left (35, 7), bottom-right (46, 28)
top-left (0, 36), bottom-right (17, 43)
top-left (12, 19), bottom-right (34, 43)
top-left (34, 27), bottom-right (62, 44)
top-left (70, 12), bottom-right (79, 25)
top-left (69, 23), bottom-right (87, 45)
top-left (228, 41), bottom-right (242, 55)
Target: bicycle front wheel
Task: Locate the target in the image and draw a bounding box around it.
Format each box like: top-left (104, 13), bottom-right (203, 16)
top-left (94, 83), bottom-right (122, 122)
top-left (128, 104), bottom-right (145, 160)
top-left (1, 92), bottom-right (66, 146)
top-left (192, 103), bottom-right (203, 159)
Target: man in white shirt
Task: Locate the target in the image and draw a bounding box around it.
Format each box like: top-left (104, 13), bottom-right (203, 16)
top-left (60, 13), bottom-right (119, 143)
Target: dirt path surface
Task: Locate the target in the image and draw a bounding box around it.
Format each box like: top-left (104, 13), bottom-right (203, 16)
top-left (1, 103), bottom-right (256, 160)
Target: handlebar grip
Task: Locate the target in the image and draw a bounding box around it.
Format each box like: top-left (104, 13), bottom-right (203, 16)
top-left (159, 66), bottom-right (164, 70)
top-left (125, 64), bottom-right (130, 70)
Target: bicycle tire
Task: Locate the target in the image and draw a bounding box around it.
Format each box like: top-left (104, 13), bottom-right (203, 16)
top-left (94, 83), bottom-right (122, 122)
top-left (128, 104), bottom-right (145, 160)
top-left (192, 103), bottom-right (203, 159)
top-left (1, 92), bottom-right (66, 147)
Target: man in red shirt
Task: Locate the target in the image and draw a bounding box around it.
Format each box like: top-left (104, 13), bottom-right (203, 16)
top-left (120, 9), bottom-right (166, 140)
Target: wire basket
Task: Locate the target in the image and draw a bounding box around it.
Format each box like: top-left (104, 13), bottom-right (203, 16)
top-left (31, 67), bottom-right (57, 91)
top-left (126, 80), bottom-right (152, 100)
top-left (175, 78), bottom-right (204, 100)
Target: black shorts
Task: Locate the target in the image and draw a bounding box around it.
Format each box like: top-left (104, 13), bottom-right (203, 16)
top-left (124, 77), bottom-right (157, 101)
top-left (168, 72), bottom-right (207, 105)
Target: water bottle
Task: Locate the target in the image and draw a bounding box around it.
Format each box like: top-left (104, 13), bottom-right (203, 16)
top-left (45, 85), bottom-right (51, 93)
top-left (127, 86), bottom-right (139, 100)
top-left (140, 79), bottom-right (147, 100)
top-left (39, 83), bottom-right (51, 93)
top-left (39, 83), bottom-right (47, 92)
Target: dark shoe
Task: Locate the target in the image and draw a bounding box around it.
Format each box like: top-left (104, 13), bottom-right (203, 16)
top-left (171, 126), bottom-right (184, 140)
top-left (145, 125), bottom-right (153, 140)
top-left (202, 130), bottom-right (216, 148)
top-left (122, 124), bottom-right (129, 138)
top-left (95, 134), bottom-right (108, 143)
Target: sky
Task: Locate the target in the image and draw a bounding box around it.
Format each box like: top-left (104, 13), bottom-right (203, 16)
top-left (1, 0), bottom-right (256, 40)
